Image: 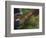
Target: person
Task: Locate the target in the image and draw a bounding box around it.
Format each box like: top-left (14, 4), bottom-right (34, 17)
top-left (14, 13), bottom-right (21, 29)
top-left (14, 8), bottom-right (21, 29)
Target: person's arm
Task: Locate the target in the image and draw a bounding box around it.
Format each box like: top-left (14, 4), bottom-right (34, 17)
top-left (20, 12), bottom-right (32, 24)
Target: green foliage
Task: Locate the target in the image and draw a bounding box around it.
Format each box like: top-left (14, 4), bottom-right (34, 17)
top-left (27, 15), bottom-right (39, 29)
top-left (19, 9), bottom-right (39, 29)
top-left (22, 8), bottom-right (32, 15)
